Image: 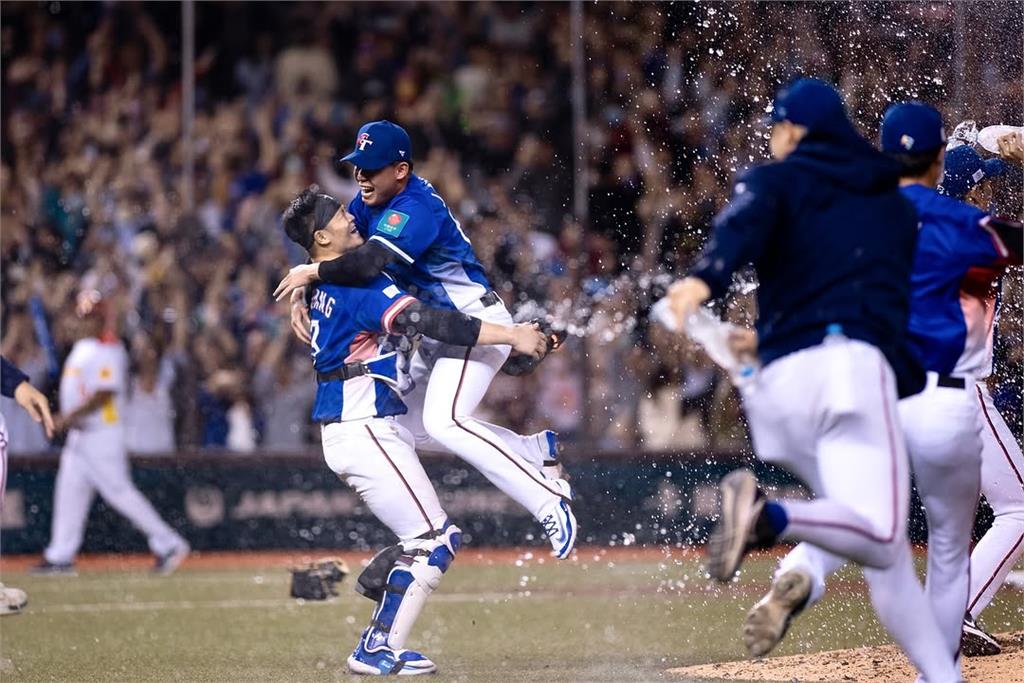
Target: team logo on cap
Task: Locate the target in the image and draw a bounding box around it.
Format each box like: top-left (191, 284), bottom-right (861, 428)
top-left (900, 134), bottom-right (915, 151)
top-left (356, 132), bottom-right (374, 151)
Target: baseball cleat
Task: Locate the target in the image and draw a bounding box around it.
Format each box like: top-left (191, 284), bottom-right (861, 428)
top-left (29, 560), bottom-right (77, 576)
top-left (743, 569), bottom-right (811, 657)
top-left (539, 486), bottom-right (577, 560)
top-left (0, 583), bottom-right (28, 616)
top-left (347, 631), bottom-right (437, 676)
top-left (961, 614), bottom-right (1001, 657)
top-left (706, 469), bottom-right (772, 582)
top-left (153, 543), bottom-right (191, 576)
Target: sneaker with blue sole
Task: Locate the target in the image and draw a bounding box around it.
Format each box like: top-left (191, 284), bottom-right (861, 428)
top-left (539, 482), bottom-right (577, 560)
top-left (347, 630), bottom-right (437, 676)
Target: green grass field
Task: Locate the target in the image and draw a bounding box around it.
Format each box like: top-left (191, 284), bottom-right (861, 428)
top-left (2, 550), bottom-right (1022, 682)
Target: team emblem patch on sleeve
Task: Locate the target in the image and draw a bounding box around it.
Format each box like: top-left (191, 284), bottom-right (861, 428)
top-left (376, 210), bottom-right (410, 237)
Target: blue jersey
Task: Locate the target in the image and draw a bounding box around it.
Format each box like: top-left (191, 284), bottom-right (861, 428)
top-left (348, 174), bottom-right (492, 311)
top-left (308, 274), bottom-right (416, 423)
top-left (901, 184), bottom-right (1010, 377)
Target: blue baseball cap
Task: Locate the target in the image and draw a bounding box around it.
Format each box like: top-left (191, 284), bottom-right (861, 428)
top-left (939, 145), bottom-right (1007, 199)
top-left (339, 120), bottom-right (413, 171)
top-left (880, 102), bottom-right (946, 154)
top-left (769, 78), bottom-right (856, 140)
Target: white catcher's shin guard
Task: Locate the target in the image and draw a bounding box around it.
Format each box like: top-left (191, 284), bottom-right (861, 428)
top-left (365, 523), bottom-right (462, 651)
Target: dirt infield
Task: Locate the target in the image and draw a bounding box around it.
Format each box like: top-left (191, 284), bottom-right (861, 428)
top-left (668, 631), bottom-right (1024, 682)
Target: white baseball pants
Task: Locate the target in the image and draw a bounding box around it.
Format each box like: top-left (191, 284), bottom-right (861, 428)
top-left (398, 303), bottom-right (564, 520)
top-left (321, 416), bottom-right (447, 541)
top-left (743, 339), bottom-right (956, 683)
top-left (968, 383), bottom-right (1024, 620)
top-left (898, 373), bottom-right (982, 657)
top-left (44, 429), bottom-right (185, 563)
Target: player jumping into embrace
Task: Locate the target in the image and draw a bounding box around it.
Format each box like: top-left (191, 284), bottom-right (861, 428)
top-left (668, 79), bottom-right (961, 682)
top-left (275, 121), bottom-right (575, 559)
top-left (281, 187), bottom-right (551, 675)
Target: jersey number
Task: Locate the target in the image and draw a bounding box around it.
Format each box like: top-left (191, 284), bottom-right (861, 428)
top-left (310, 319), bottom-right (322, 356)
top-left (101, 396), bottom-right (119, 424)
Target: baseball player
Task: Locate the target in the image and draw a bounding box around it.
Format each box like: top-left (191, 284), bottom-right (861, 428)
top-left (281, 186), bottom-right (551, 675)
top-left (734, 104), bottom-right (1022, 671)
top-left (274, 121), bottom-right (576, 559)
top-left (32, 291), bottom-right (190, 575)
top-left (1, 355), bottom-right (55, 614)
top-left (939, 136), bottom-right (1024, 656)
top-left (668, 79), bottom-right (960, 682)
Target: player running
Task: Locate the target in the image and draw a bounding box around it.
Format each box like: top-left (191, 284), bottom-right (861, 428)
top-left (281, 186), bottom-right (551, 675)
top-left (668, 79), bottom-right (960, 683)
top-left (274, 121), bottom-right (576, 559)
top-left (938, 135), bottom-right (1024, 656)
top-left (731, 104), bottom-right (1023, 674)
top-left (32, 291), bottom-right (190, 575)
top-left (1, 355), bottom-right (55, 614)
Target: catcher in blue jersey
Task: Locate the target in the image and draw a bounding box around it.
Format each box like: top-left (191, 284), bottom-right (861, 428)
top-left (282, 186), bottom-right (550, 676)
top-left (275, 121), bottom-right (576, 562)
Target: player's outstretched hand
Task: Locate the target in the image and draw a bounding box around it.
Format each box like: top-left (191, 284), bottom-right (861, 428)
top-left (15, 381), bottom-right (55, 438)
top-left (274, 263), bottom-right (320, 302)
top-left (289, 289), bottom-right (312, 345)
top-left (510, 323), bottom-right (549, 359)
top-left (667, 277), bottom-right (712, 332)
top-left (996, 132), bottom-right (1024, 163)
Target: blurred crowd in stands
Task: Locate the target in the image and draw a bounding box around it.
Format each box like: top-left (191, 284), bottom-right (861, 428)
top-left (2, 2), bottom-right (1021, 455)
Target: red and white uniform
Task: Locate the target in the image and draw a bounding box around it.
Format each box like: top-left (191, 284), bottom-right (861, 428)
top-left (43, 336), bottom-right (186, 564)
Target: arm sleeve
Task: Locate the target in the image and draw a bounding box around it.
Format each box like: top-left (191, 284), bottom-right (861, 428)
top-left (1, 356), bottom-right (29, 398)
top-left (391, 301), bottom-right (483, 346)
top-left (690, 168), bottom-right (782, 300)
top-left (317, 241), bottom-right (401, 286)
top-left (365, 198), bottom-right (440, 265)
top-left (983, 216), bottom-right (1022, 264)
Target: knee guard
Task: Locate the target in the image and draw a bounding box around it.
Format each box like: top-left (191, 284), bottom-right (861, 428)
top-left (364, 523), bottom-right (462, 650)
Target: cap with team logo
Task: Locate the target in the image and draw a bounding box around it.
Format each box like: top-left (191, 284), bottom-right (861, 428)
top-left (939, 144), bottom-right (1007, 199)
top-left (881, 102), bottom-right (946, 154)
top-left (768, 78), bottom-right (859, 141)
top-left (339, 120), bottom-right (413, 171)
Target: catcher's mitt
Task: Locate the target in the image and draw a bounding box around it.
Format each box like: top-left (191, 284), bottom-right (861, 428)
top-left (289, 558), bottom-right (350, 600)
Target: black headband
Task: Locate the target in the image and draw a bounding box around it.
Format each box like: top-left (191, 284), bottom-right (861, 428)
top-left (284, 185), bottom-right (342, 250)
top-left (311, 194), bottom-right (341, 234)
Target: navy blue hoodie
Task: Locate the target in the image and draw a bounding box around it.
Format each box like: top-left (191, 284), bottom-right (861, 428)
top-left (691, 131), bottom-right (925, 398)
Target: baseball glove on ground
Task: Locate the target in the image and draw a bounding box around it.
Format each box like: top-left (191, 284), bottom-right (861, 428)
top-left (289, 558), bottom-right (350, 600)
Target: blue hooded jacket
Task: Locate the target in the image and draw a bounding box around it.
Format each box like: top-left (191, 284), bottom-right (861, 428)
top-left (691, 122), bottom-right (925, 398)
